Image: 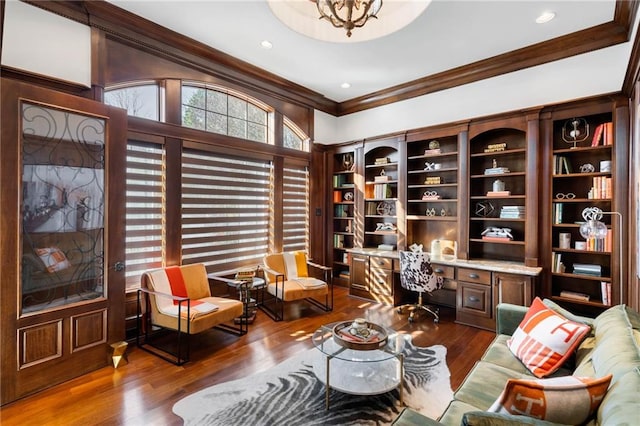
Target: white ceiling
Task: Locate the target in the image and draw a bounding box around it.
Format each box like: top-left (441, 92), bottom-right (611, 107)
top-left (106, 0), bottom-right (617, 103)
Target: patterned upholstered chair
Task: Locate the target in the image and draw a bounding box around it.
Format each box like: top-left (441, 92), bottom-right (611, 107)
top-left (398, 251), bottom-right (444, 323)
top-left (261, 251), bottom-right (333, 321)
top-left (137, 263), bottom-right (245, 365)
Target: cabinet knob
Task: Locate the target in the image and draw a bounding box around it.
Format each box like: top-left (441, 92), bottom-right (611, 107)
top-left (114, 261), bottom-right (125, 272)
top-left (468, 296), bottom-right (480, 302)
top-left (469, 273), bottom-right (479, 279)
top-left (434, 268), bottom-right (444, 274)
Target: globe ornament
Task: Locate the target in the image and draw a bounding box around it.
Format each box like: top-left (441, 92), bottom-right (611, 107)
top-left (428, 140), bottom-right (440, 150)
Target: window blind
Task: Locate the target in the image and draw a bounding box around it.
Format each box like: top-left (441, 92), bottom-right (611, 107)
top-left (282, 163), bottom-right (309, 253)
top-left (181, 149), bottom-right (271, 272)
top-left (125, 141), bottom-right (165, 290)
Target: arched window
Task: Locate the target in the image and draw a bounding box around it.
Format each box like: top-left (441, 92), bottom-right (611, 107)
top-left (104, 81), bottom-right (162, 121)
top-left (283, 117), bottom-right (310, 152)
top-left (181, 82), bottom-right (273, 144)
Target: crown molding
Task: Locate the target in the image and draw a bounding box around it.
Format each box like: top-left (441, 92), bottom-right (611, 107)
top-left (20, 1), bottom-right (637, 117)
top-left (338, 1), bottom-right (636, 116)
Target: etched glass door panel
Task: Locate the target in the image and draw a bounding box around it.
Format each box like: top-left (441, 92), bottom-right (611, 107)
top-left (21, 103), bottom-right (106, 314)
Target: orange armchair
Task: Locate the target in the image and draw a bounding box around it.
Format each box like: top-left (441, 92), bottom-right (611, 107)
top-left (137, 263), bottom-right (245, 365)
top-left (260, 251), bottom-right (333, 321)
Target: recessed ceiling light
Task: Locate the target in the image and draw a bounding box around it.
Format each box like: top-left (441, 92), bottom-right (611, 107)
top-left (341, 82), bottom-right (351, 89)
top-left (536, 11), bottom-right (556, 24)
top-left (260, 40), bottom-right (273, 49)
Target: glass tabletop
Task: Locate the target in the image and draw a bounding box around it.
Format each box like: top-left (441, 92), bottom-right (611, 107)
top-left (312, 321), bottom-right (406, 362)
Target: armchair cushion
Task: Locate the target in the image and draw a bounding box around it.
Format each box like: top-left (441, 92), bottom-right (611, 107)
top-left (283, 251), bottom-right (308, 278)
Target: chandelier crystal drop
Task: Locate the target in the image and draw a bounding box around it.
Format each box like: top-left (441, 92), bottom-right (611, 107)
top-left (315, 0), bottom-right (383, 37)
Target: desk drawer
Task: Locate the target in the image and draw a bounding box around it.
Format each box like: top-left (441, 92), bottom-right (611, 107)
top-left (457, 281), bottom-right (492, 318)
top-left (458, 267), bottom-right (491, 285)
top-left (431, 264), bottom-right (454, 280)
top-left (368, 268), bottom-right (393, 296)
top-left (370, 256), bottom-right (393, 270)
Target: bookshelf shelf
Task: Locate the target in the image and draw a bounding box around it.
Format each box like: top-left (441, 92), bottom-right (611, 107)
top-left (469, 238), bottom-right (525, 245)
top-left (470, 217), bottom-right (526, 222)
top-left (551, 296), bottom-right (610, 309)
top-left (470, 172), bottom-right (526, 179)
top-left (470, 195), bottom-right (526, 200)
top-left (408, 151), bottom-right (458, 160)
top-left (553, 145), bottom-right (611, 155)
top-left (406, 215), bottom-right (457, 221)
top-left (470, 148), bottom-right (526, 158)
top-left (551, 272), bottom-right (611, 282)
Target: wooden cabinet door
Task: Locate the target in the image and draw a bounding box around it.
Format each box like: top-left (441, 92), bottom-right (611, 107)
top-left (350, 254), bottom-right (369, 291)
top-left (493, 272), bottom-right (533, 307)
top-left (0, 79), bottom-right (127, 405)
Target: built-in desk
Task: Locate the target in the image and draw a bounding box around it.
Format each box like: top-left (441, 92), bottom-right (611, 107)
top-left (346, 248), bottom-right (542, 331)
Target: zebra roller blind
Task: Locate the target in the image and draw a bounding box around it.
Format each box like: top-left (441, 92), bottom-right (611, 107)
top-left (125, 140), bottom-right (165, 289)
top-left (181, 149), bottom-right (272, 272)
top-left (282, 163), bottom-right (309, 253)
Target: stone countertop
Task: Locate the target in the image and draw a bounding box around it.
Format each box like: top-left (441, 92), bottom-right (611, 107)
top-left (346, 248), bottom-right (542, 276)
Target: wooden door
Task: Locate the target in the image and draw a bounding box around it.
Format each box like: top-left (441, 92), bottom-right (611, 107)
top-left (0, 79), bottom-right (127, 405)
top-left (493, 272), bottom-right (533, 308)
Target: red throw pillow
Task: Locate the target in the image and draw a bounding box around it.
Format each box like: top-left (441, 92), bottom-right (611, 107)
top-left (508, 297), bottom-right (591, 377)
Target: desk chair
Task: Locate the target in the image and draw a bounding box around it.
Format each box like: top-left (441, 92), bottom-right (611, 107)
top-left (398, 251), bottom-right (444, 323)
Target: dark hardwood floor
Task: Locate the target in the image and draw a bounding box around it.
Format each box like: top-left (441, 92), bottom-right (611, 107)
top-left (0, 287), bottom-right (495, 425)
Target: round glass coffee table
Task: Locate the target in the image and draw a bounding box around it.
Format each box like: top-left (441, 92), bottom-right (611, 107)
top-left (311, 321), bottom-right (406, 409)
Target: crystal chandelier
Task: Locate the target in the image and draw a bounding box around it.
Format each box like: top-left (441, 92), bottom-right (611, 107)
top-left (315, 0), bottom-right (383, 38)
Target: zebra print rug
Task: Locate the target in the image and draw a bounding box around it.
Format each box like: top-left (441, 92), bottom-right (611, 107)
top-left (173, 340), bottom-right (452, 425)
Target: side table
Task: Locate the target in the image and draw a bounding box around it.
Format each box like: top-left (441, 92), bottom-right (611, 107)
top-left (207, 274), bottom-right (266, 324)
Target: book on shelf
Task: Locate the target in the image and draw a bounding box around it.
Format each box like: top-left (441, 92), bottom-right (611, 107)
top-left (553, 155), bottom-right (573, 174)
top-left (484, 167), bottom-right (510, 175)
top-left (553, 203), bottom-right (563, 224)
top-left (600, 281), bottom-right (612, 306)
top-left (589, 176), bottom-right (612, 199)
top-left (374, 175), bottom-right (390, 182)
top-left (487, 190), bottom-right (511, 197)
top-left (377, 244), bottom-right (395, 251)
top-left (552, 252), bottom-right (566, 273)
top-left (336, 328), bottom-right (381, 343)
top-left (584, 234), bottom-right (612, 252)
top-left (560, 290), bottom-right (590, 302)
top-left (604, 122), bottom-right (613, 146)
top-left (481, 236), bottom-right (512, 242)
top-left (333, 234), bottom-right (344, 248)
top-left (572, 263), bottom-right (602, 277)
top-left (373, 183), bottom-right (392, 199)
top-left (424, 148), bottom-right (441, 156)
top-left (374, 157), bottom-right (390, 165)
top-left (591, 123), bottom-right (604, 147)
top-left (424, 177), bottom-right (441, 185)
top-left (484, 142), bottom-right (506, 153)
top-left (333, 191), bottom-right (342, 203)
top-left (500, 205), bottom-right (525, 219)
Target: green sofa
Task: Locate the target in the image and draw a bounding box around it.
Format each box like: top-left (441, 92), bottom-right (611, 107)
top-left (393, 301), bottom-right (640, 425)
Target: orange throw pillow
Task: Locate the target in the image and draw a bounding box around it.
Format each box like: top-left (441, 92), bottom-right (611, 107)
top-left (508, 297), bottom-right (590, 377)
top-left (488, 375), bottom-right (612, 424)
